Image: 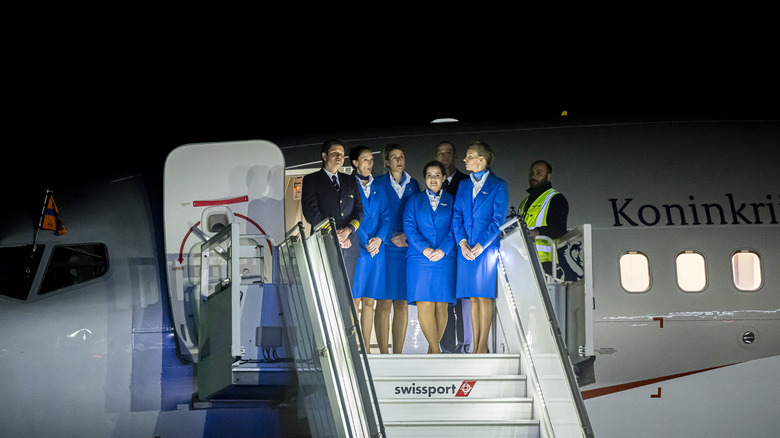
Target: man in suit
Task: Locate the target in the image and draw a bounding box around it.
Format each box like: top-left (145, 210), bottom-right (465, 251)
top-left (437, 141), bottom-right (469, 196)
top-left (435, 141), bottom-right (470, 353)
top-left (301, 139), bottom-right (364, 283)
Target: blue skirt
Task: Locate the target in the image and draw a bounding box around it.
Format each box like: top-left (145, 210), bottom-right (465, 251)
top-left (379, 245), bottom-right (408, 301)
top-left (455, 245), bottom-right (499, 299)
top-left (352, 246), bottom-right (386, 299)
top-left (406, 254), bottom-right (456, 305)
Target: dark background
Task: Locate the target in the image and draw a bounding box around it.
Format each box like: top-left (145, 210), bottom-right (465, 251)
top-left (7, 16), bottom-right (779, 195)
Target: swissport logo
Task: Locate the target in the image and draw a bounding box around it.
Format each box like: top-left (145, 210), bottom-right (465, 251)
top-left (456, 380), bottom-right (477, 397)
top-left (394, 380), bottom-right (477, 398)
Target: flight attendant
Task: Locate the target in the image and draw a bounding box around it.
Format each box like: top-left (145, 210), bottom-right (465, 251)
top-left (403, 161), bottom-right (456, 354)
top-left (301, 139), bottom-right (363, 283)
top-left (452, 140), bottom-right (509, 354)
top-left (373, 143), bottom-right (419, 354)
top-left (349, 145), bottom-right (391, 352)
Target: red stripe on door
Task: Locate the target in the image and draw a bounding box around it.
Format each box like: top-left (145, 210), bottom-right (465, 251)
top-left (193, 195), bottom-right (249, 207)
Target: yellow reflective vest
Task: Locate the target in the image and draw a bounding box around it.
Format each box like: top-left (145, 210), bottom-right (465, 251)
top-left (519, 188), bottom-right (559, 263)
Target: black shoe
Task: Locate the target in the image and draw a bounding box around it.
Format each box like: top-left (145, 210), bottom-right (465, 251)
top-left (439, 343), bottom-right (454, 354)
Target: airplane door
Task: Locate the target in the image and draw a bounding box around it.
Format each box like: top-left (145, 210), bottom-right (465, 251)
top-left (553, 224), bottom-right (595, 384)
top-left (163, 140), bottom-right (285, 399)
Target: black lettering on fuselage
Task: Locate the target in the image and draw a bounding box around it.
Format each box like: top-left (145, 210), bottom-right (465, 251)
top-left (767, 195), bottom-right (778, 224)
top-left (610, 198), bottom-right (638, 226)
top-left (688, 196), bottom-right (701, 225)
top-left (662, 204), bottom-right (688, 225)
top-left (609, 194), bottom-right (780, 227)
top-left (727, 193), bottom-right (752, 224)
top-left (638, 204), bottom-right (660, 226)
top-left (702, 203), bottom-right (727, 225)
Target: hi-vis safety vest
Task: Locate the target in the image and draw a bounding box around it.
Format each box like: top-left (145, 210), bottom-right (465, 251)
top-left (519, 188), bottom-right (559, 263)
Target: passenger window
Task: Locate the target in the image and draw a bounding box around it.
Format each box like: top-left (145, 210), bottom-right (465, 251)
top-left (732, 251), bottom-right (762, 291)
top-left (619, 252), bottom-right (650, 293)
top-left (676, 251), bottom-right (707, 292)
top-left (40, 244), bottom-right (109, 294)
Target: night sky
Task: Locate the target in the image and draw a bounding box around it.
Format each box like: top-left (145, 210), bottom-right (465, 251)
top-left (7, 24), bottom-right (778, 200)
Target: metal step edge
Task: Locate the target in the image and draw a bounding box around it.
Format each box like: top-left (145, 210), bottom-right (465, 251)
top-left (379, 397), bottom-right (534, 404)
top-left (373, 375), bottom-right (526, 381)
top-left (383, 420), bottom-right (540, 426)
top-left (368, 354), bottom-right (521, 360)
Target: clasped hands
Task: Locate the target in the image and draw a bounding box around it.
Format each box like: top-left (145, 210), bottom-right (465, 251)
top-left (365, 237), bottom-right (382, 257)
top-left (459, 241), bottom-right (484, 261)
top-left (422, 247), bottom-right (446, 262)
top-left (337, 228), bottom-right (352, 248)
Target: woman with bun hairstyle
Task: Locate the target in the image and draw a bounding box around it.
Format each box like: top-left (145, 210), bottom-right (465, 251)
top-left (403, 160), bottom-right (456, 354)
top-left (452, 140), bottom-right (509, 354)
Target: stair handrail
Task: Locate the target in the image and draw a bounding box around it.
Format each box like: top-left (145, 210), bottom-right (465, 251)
top-left (277, 219), bottom-right (385, 437)
top-left (497, 217), bottom-right (594, 438)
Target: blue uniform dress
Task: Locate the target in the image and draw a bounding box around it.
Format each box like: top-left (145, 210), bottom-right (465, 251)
top-left (452, 171), bottom-right (509, 299)
top-left (352, 176), bottom-right (391, 299)
top-left (374, 172), bottom-right (420, 301)
top-left (403, 190), bottom-right (457, 305)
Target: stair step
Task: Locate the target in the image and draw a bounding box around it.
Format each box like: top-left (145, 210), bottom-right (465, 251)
top-left (368, 354), bottom-right (521, 377)
top-left (373, 375), bottom-right (527, 398)
top-left (379, 397), bottom-right (534, 422)
top-left (383, 420), bottom-right (540, 438)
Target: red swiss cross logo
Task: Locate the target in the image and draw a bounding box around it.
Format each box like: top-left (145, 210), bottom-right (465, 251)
top-left (455, 380), bottom-right (477, 397)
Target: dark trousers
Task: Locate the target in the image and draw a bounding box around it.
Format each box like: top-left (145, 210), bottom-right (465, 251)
top-left (439, 298), bottom-right (465, 353)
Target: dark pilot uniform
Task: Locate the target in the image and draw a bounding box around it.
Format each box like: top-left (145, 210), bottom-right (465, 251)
top-left (301, 168), bottom-right (363, 283)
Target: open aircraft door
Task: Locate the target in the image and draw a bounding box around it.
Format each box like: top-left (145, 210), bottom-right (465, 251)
top-left (550, 224), bottom-right (596, 384)
top-left (163, 140), bottom-right (286, 401)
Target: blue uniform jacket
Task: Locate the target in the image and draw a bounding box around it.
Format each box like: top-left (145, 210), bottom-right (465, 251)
top-left (452, 171), bottom-right (509, 299)
top-left (452, 171), bottom-right (508, 250)
top-left (404, 190), bottom-right (456, 257)
top-left (356, 178), bottom-right (391, 254)
top-left (352, 177), bottom-right (391, 299)
top-left (373, 172), bottom-right (420, 245)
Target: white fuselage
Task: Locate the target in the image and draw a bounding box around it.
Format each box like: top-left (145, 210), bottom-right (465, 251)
top-left (1, 118), bottom-right (777, 437)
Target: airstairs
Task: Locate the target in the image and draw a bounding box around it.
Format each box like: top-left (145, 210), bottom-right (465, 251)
top-left (275, 217), bottom-right (594, 437)
top-left (369, 354), bottom-right (538, 437)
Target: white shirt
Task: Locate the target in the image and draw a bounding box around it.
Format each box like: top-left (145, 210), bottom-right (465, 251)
top-left (324, 168), bottom-right (339, 188)
top-left (355, 174), bottom-right (373, 198)
top-left (426, 189), bottom-right (441, 211)
top-left (390, 171), bottom-right (411, 199)
top-left (471, 170), bottom-right (490, 199)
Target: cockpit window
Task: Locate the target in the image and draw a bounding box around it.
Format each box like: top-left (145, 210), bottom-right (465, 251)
top-left (40, 244), bottom-right (109, 294)
top-left (0, 245), bottom-right (45, 301)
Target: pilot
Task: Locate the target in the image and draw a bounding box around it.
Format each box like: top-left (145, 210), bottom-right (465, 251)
top-left (452, 140), bottom-right (509, 354)
top-left (435, 141), bottom-right (470, 354)
top-left (518, 160), bottom-right (569, 276)
top-left (372, 143), bottom-right (420, 354)
top-left (301, 139), bottom-right (363, 283)
top-left (349, 145), bottom-right (391, 352)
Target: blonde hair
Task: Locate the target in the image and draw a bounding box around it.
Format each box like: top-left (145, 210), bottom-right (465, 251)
top-left (468, 140), bottom-right (494, 166)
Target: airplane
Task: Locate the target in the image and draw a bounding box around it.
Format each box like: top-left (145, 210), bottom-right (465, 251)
top-left (1, 113), bottom-right (778, 437)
